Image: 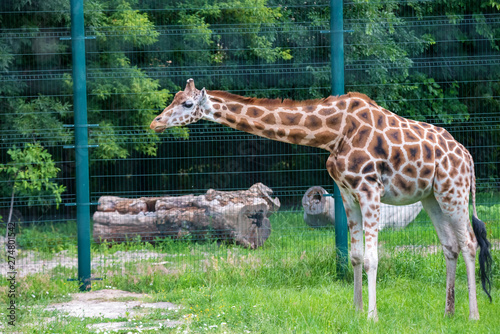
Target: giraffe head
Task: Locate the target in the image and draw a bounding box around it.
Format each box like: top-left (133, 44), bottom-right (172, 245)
top-left (150, 79), bottom-right (208, 133)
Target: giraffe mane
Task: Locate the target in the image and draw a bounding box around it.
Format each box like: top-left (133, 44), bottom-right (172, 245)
top-left (208, 91), bottom-right (378, 108)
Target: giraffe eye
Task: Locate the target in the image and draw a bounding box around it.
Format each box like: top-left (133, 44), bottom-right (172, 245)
top-left (183, 101), bottom-right (194, 108)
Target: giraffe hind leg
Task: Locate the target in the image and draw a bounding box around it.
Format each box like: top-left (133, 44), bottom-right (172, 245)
top-left (427, 193), bottom-right (480, 320)
top-left (421, 195), bottom-right (459, 317)
top-left (450, 210), bottom-right (480, 320)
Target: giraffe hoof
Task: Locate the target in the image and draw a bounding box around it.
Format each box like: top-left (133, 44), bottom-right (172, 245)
top-left (444, 309), bottom-right (455, 318)
top-left (367, 311), bottom-right (378, 322)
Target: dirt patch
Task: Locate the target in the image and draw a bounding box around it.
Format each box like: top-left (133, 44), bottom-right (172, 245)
top-left (46, 289), bottom-right (183, 331)
top-left (0, 250), bottom-right (184, 277)
top-left (90, 319), bottom-right (181, 332)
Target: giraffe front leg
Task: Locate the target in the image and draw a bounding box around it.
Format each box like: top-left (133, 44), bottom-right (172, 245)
top-left (351, 221), bottom-right (364, 312)
top-left (342, 195), bottom-right (364, 312)
top-left (359, 194), bottom-right (380, 321)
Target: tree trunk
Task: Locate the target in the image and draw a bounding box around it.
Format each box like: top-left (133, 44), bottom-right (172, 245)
top-left (378, 202), bottom-right (423, 230)
top-left (93, 183), bottom-right (279, 249)
top-left (301, 186), bottom-right (423, 230)
top-left (301, 186), bottom-right (335, 228)
top-left (4, 183), bottom-right (15, 251)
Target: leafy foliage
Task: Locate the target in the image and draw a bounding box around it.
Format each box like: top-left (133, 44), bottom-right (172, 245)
top-left (0, 143), bottom-right (66, 208)
top-left (4, 97), bottom-right (72, 144)
top-left (0, 0), bottom-right (499, 213)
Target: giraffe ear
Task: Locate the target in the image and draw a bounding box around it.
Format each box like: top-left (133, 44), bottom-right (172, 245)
top-left (185, 78), bottom-right (196, 93)
top-left (199, 88), bottom-right (207, 103)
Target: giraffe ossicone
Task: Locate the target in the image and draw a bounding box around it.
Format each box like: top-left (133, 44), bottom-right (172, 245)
top-left (150, 78), bottom-right (492, 321)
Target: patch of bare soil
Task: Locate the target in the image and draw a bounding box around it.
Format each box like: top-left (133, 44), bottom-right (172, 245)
top-left (46, 289), bottom-right (183, 331)
top-left (0, 249), bottom-right (183, 277)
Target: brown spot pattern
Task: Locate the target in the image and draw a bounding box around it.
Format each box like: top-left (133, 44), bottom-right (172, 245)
top-left (394, 174), bottom-right (416, 194)
top-left (247, 107), bottom-right (265, 118)
top-left (362, 162), bottom-right (375, 174)
top-left (262, 129), bottom-right (276, 139)
top-left (210, 97), bottom-right (224, 103)
top-left (390, 146), bottom-right (405, 171)
top-left (345, 116), bottom-right (361, 136)
top-left (356, 108), bottom-right (372, 124)
top-left (348, 151), bottom-right (371, 173)
top-left (345, 175), bottom-right (362, 189)
top-left (226, 114), bottom-right (237, 124)
top-left (348, 100), bottom-right (361, 112)
top-left (387, 117), bottom-right (399, 127)
top-left (279, 112), bottom-right (303, 126)
top-left (368, 135), bottom-right (389, 158)
top-left (351, 126), bottom-right (372, 148)
top-left (304, 115), bottom-right (322, 131)
top-left (403, 129), bottom-right (419, 142)
top-left (418, 179), bottom-right (429, 189)
top-left (336, 100), bottom-right (346, 110)
top-left (410, 124), bottom-right (424, 138)
top-left (261, 113), bottom-right (276, 125)
top-left (236, 119), bottom-right (252, 132)
top-left (421, 167), bottom-right (433, 180)
top-left (227, 103), bottom-right (243, 114)
top-left (326, 114), bottom-right (343, 131)
top-left (375, 113), bottom-right (386, 130)
top-left (319, 108), bottom-right (335, 116)
top-left (315, 131), bottom-right (336, 144)
top-left (406, 144), bottom-right (421, 160)
top-left (289, 129), bottom-right (308, 144)
top-left (254, 121), bottom-right (265, 131)
top-left (403, 164), bottom-right (418, 178)
top-left (305, 105), bottom-right (315, 113)
top-left (386, 128), bottom-right (402, 144)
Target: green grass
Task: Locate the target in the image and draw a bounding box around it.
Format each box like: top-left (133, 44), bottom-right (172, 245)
top-left (1, 249), bottom-right (499, 333)
top-left (0, 200), bottom-right (499, 333)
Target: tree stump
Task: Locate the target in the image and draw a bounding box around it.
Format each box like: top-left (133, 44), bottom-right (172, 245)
top-left (301, 186), bottom-right (423, 230)
top-left (378, 202), bottom-right (423, 230)
top-left (301, 186), bottom-right (335, 228)
top-left (93, 183), bottom-right (280, 248)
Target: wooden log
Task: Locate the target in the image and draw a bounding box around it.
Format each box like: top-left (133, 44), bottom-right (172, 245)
top-left (92, 211), bottom-right (158, 242)
top-left (378, 202), bottom-right (423, 230)
top-left (203, 182), bottom-right (281, 214)
top-left (301, 186), bottom-right (423, 230)
top-left (97, 196), bottom-right (162, 214)
top-left (301, 186), bottom-right (335, 228)
top-left (93, 183), bottom-right (279, 248)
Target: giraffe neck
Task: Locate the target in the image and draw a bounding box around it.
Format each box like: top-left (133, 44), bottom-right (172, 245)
top-left (202, 91), bottom-right (353, 152)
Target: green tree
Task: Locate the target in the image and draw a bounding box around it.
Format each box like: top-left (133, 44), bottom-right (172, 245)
top-left (0, 143), bottom-right (66, 241)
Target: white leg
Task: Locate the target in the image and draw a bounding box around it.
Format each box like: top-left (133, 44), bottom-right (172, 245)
top-left (421, 195), bottom-right (459, 316)
top-left (424, 193), bottom-right (480, 320)
top-left (342, 194), bottom-right (364, 311)
top-left (463, 246), bottom-right (479, 320)
top-left (452, 210), bottom-right (479, 319)
top-left (358, 193), bottom-right (380, 321)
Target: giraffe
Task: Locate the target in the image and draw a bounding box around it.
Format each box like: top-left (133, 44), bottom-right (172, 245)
top-left (150, 79), bottom-right (492, 320)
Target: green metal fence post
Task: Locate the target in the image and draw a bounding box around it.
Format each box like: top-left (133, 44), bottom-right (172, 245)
top-left (70, 0), bottom-right (91, 291)
top-left (330, 0), bottom-right (349, 278)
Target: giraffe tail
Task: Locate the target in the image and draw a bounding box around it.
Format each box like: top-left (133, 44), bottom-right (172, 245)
top-left (470, 156), bottom-right (493, 302)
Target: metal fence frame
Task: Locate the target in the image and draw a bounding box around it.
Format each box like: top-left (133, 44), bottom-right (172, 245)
top-left (1, 0), bottom-right (499, 289)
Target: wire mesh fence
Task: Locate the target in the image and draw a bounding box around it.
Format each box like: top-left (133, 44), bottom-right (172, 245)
top-left (1, 0), bottom-right (499, 282)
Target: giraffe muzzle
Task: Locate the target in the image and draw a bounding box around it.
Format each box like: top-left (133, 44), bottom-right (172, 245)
top-left (150, 119), bottom-right (168, 133)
